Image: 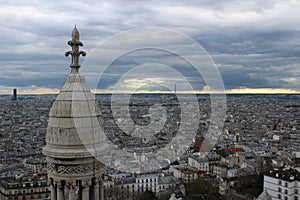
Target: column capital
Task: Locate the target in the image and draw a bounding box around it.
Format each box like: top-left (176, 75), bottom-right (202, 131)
top-left (67, 181), bottom-right (76, 188)
top-left (49, 178), bottom-right (58, 186)
top-left (82, 180), bottom-right (92, 188)
top-left (94, 178), bottom-right (100, 185)
top-left (55, 180), bottom-right (62, 187)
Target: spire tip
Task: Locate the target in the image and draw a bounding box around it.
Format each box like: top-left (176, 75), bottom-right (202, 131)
top-left (65, 27), bottom-right (86, 73)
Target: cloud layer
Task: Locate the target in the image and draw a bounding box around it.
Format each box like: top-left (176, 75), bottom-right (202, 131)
top-left (0, 0), bottom-right (299, 94)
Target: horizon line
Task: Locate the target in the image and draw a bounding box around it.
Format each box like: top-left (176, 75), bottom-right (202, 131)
top-left (0, 86), bottom-right (299, 95)
top-left (1, 92), bottom-right (300, 95)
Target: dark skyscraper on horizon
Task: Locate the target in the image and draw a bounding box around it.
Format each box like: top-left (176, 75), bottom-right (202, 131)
top-left (12, 88), bottom-right (17, 100)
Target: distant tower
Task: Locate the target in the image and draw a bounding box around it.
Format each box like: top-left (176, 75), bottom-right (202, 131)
top-left (12, 88), bottom-right (17, 100)
top-left (174, 84), bottom-right (176, 95)
top-left (43, 27), bottom-right (105, 200)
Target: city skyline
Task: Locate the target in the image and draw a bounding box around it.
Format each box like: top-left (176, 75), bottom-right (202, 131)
top-left (0, 0), bottom-right (299, 94)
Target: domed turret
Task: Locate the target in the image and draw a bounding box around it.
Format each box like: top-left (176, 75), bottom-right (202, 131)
top-left (43, 27), bottom-right (104, 200)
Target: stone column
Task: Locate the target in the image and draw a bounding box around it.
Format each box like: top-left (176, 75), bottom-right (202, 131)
top-left (94, 179), bottom-right (100, 200)
top-left (82, 181), bottom-right (91, 200)
top-left (100, 179), bottom-right (104, 200)
top-left (68, 182), bottom-right (76, 200)
top-left (50, 184), bottom-right (57, 200)
top-left (57, 182), bottom-right (64, 200)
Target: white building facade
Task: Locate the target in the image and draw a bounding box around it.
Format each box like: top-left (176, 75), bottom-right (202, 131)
top-left (263, 168), bottom-right (300, 200)
top-left (188, 156), bottom-right (209, 173)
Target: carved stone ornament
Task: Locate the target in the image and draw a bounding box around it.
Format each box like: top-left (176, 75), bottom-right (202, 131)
top-left (65, 25), bottom-right (86, 73)
top-left (48, 162), bottom-right (104, 175)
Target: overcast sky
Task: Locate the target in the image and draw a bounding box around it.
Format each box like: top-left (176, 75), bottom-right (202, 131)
top-left (0, 0), bottom-right (299, 94)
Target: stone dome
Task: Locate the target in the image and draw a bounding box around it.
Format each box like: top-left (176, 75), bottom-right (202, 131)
top-left (43, 26), bottom-right (103, 160)
top-left (43, 73), bottom-right (103, 159)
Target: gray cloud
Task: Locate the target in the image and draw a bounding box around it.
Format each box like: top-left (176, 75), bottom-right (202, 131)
top-left (0, 0), bottom-right (299, 92)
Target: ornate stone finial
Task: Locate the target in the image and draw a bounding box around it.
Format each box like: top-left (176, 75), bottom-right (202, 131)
top-left (65, 26), bottom-right (86, 73)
